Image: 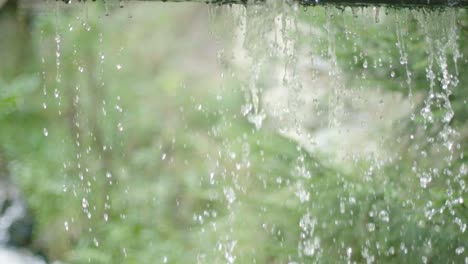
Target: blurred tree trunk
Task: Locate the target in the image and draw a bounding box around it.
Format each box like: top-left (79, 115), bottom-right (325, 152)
top-left (0, 0), bottom-right (33, 81)
top-left (0, 0), bottom-right (34, 164)
top-left (0, 0), bottom-right (7, 9)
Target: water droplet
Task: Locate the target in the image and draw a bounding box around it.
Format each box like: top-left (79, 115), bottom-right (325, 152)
top-left (374, 7), bottom-right (380, 23)
top-left (378, 210), bottom-right (390, 222)
top-left (223, 187), bottom-right (236, 204)
top-left (93, 238), bottom-right (99, 247)
top-left (209, 172), bottom-right (215, 185)
top-left (295, 182), bottom-right (310, 203)
top-left (420, 173), bottom-right (432, 188)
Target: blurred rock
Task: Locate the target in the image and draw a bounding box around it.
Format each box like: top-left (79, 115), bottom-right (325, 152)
top-left (0, 159), bottom-right (44, 263)
top-left (0, 247), bottom-right (46, 264)
top-left (0, 178), bottom-right (33, 247)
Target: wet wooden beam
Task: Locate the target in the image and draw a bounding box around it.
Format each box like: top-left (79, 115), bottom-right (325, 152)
top-left (299, 0), bottom-right (468, 7)
top-left (13, 0), bottom-right (468, 9)
top-left (142, 0), bottom-right (468, 8)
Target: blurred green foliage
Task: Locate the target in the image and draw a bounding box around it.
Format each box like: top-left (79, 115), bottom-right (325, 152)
top-left (0, 2), bottom-right (467, 264)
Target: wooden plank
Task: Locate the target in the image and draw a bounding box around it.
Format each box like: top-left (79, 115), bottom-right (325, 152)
top-left (140, 0), bottom-right (468, 7)
top-left (10, 0), bottom-right (468, 11)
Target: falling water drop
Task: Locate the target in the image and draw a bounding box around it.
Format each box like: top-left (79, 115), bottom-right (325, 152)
top-left (104, 0), bottom-right (110, 16)
top-left (374, 7), bottom-right (380, 23)
top-left (93, 238), bottom-right (99, 247)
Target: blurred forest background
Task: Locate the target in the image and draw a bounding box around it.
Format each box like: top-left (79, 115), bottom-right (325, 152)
top-left (0, 0), bottom-right (467, 263)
